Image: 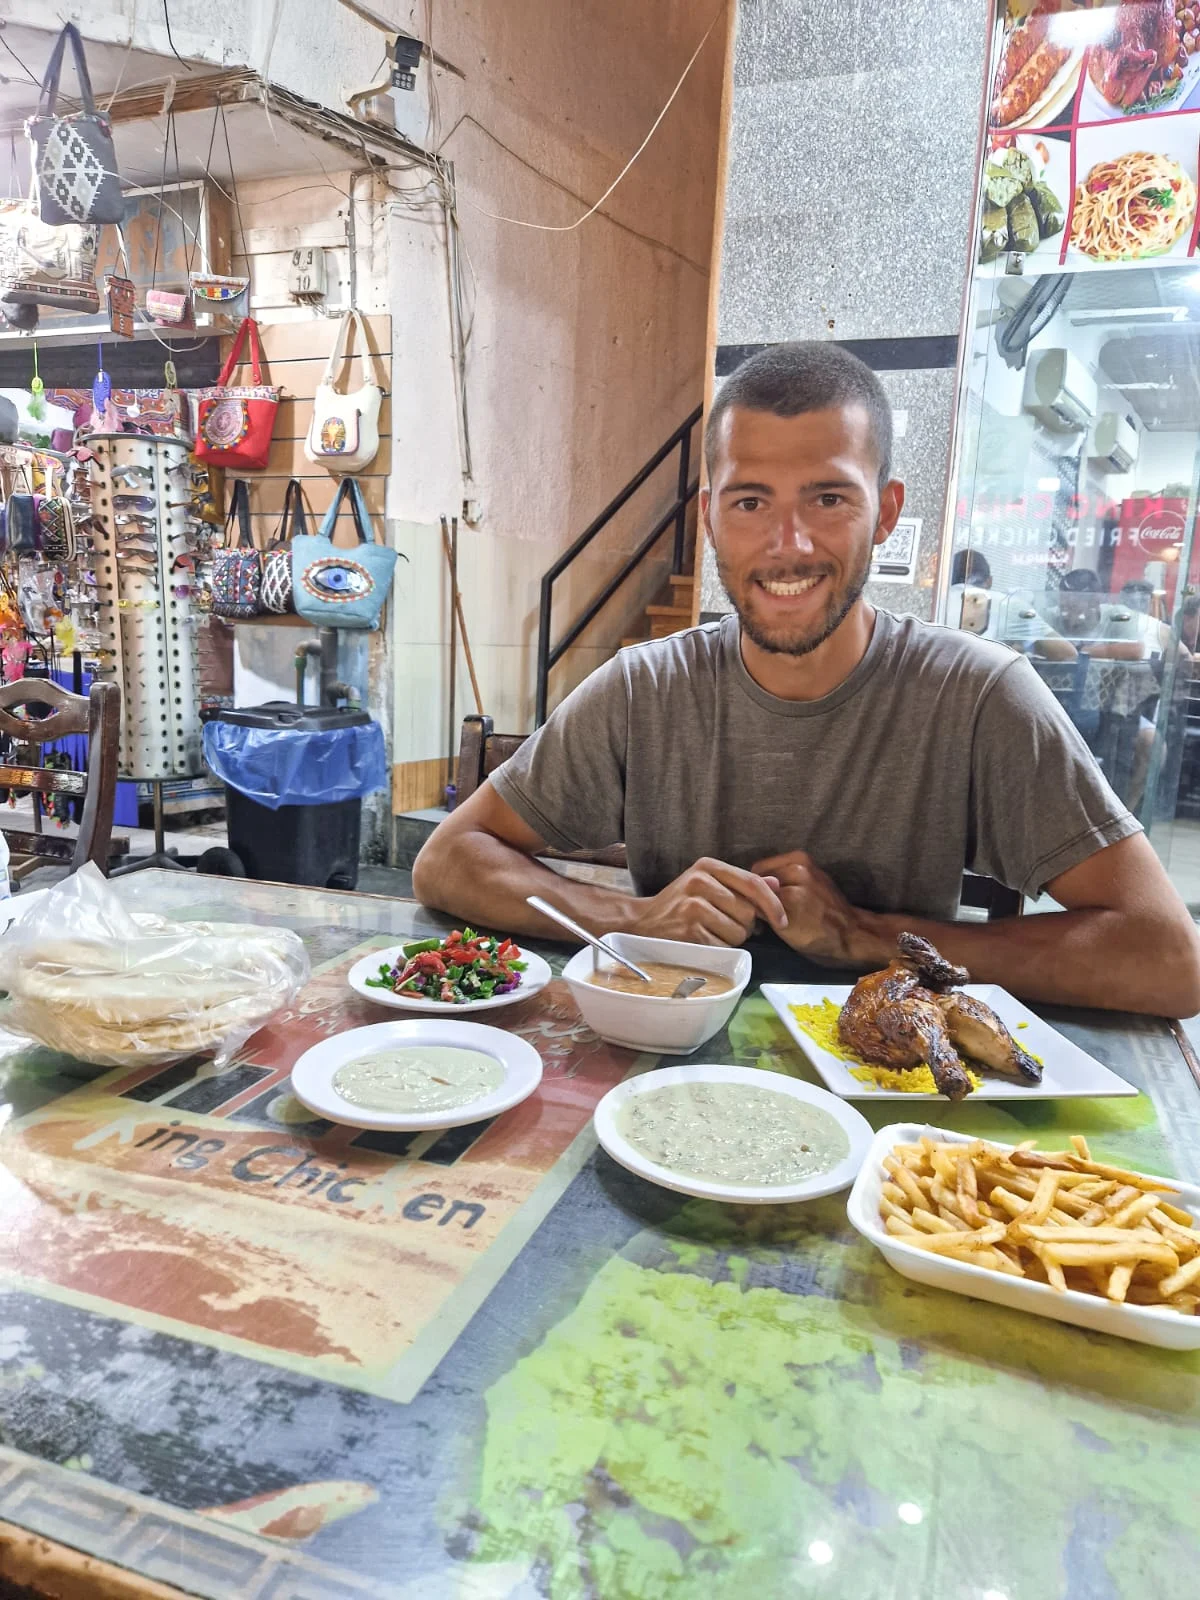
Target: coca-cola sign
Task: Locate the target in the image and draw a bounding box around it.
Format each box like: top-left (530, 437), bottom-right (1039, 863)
top-left (1127, 504), bottom-right (1185, 555)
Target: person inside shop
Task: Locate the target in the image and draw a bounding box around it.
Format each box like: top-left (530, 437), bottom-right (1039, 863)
top-left (1050, 569), bottom-right (1183, 661)
top-left (948, 548), bottom-right (1076, 659)
top-left (1181, 594), bottom-right (1200, 656)
top-left (1048, 570), bottom-right (1192, 815)
top-left (413, 342), bottom-right (1200, 1018)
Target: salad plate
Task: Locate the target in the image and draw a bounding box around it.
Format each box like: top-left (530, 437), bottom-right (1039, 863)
top-left (348, 929), bottom-right (553, 1014)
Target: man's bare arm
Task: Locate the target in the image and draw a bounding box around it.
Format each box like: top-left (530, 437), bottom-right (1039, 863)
top-left (753, 833), bottom-right (1200, 1018)
top-left (414, 780), bottom-right (788, 945)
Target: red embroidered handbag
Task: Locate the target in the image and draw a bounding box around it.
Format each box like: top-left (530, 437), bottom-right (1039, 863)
top-left (192, 317), bottom-right (280, 471)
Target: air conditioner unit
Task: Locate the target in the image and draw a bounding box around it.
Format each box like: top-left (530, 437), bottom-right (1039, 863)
top-left (1087, 411), bottom-right (1139, 474)
top-left (1022, 348), bottom-right (1098, 433)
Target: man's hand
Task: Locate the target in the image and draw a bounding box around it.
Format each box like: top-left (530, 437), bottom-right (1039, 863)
top-left (751, 850), bottom-right (877, 965)
top-left (634, 858), bottom-right (789, 946)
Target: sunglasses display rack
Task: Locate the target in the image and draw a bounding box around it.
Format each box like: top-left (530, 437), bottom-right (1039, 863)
top-left (86, 433), bottom-right (203, 781)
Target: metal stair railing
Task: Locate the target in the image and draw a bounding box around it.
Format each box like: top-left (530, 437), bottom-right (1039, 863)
top-left (534, 404), bottom-right (702, 726)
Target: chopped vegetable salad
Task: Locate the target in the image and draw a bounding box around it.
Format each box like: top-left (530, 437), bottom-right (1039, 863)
top-left (366, 929), bottom-right (527, 1005)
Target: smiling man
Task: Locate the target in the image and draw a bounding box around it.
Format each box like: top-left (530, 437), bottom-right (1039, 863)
top-left (413, 343), bottom-right (1200, 1017)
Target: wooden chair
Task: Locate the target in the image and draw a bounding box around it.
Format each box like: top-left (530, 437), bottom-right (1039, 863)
top-left (456, 715), bottom-right (1022, 916)
top-left (456, 714), bottom-right (627, 870)
top-left (0, 678), bottom-right (124, 878)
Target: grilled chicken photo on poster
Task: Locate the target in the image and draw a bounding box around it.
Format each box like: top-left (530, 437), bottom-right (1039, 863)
top-left (1086, 0), bottom-right (1200, 114)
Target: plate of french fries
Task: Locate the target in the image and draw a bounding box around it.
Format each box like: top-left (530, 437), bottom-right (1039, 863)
top-left (846, 1124), bottom-right (1200, 1348)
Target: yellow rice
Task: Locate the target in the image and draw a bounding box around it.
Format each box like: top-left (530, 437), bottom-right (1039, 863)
top-left (788, 999), bottom-right (983, 1094)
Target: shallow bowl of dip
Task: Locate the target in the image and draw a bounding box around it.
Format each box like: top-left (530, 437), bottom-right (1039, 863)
top-left (594, 1064), bottom-right (873, 1203)
top-left (290, 1019), bottom-right (543, 1131)
top-left (562, 934), bottom-right (752, 1055)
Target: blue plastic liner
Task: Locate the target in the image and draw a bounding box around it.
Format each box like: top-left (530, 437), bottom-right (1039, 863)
top-left (203, 719), bottom-right (387, 810)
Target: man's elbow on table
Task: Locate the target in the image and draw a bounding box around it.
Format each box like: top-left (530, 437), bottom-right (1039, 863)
top-left (1115, 902), bottom-right (1200, 1019)
top-left (1159, 922), bottom-right (1200, 1020)
top-left (412, 821), bottom-right (459, 912)
top-left (412, 785), bottom-right (547, 917)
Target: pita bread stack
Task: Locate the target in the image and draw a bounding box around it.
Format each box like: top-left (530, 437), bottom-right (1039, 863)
top-left (2, 913), bottom-right (308, 1066)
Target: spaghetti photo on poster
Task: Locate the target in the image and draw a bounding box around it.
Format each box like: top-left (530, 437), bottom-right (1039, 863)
top-left (1067, 117), bottom-right (1199, 264)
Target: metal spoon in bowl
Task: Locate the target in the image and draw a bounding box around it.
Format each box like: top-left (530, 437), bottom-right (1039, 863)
top-left (526, 896), bottom-right (707, 998)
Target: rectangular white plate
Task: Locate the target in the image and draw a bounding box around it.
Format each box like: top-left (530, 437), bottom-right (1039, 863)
top-left (761, 983), bottom-right (1137, 1101)
top-left (848, 1124), bottom-right (1200, 1349)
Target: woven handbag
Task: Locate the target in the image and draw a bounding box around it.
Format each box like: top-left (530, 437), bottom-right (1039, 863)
top-left (261, 479), bottom-right (310, 614)
top-left (31, 457), bottom-right (75, 563)
top-left (211, 480), bottom-right (262, 619)
top-left (26, 24), bottom-right (126, 227)
top-left (0, 198), bottom-right (100, 312)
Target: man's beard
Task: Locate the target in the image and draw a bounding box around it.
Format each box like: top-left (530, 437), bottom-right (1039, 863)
top-left (716, 543), bottom-right (873, 657)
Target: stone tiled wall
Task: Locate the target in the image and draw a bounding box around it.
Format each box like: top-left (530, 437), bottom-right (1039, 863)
top-left (700, 0), bottom-right (994, 618)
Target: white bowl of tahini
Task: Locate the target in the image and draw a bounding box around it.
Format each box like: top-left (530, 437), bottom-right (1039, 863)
top-left (594, 1063), bottom-right (873, 1203)
top-left (562, 933), bottom-right (752, 1055)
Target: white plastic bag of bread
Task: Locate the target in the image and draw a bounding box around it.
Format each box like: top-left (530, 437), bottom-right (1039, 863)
top-left (0, 864), bottom-right (310, 1066)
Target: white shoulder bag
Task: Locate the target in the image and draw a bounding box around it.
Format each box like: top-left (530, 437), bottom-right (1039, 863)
top-left (304, 309), bottom-right (387, 473)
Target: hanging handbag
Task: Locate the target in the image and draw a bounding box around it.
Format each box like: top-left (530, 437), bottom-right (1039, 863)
top-left (145, 288), bottom-right (194, 328)
top-left (190, 271), bottom-right (250, 310)
top-left (0, 199), bottom-right (100, 312)
top-left (291, 478), bottom-right (401, 631)
top-left (304, 310), bottom-right (387, 473)
top-left (261, 479), bottom-right (309, 614)
top-left (6, 493), bottom-right (42, 555)
top-left (211, 480), bottom-right (263, 619)
top-left (192, 318), bottom-right (280, 471)
top-left (29, 456), bottom-right (74, 563)
top-left (26, 24), bottom-right (126, 228)
top-left (4, 460), bottom-right (41, 556)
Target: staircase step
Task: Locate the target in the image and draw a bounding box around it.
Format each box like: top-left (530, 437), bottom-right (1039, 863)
top-left (650, 618), bottom-right (690, 639)
top-left (621, 635), bottom-right (649, 649)
top-left (644, 605), bottom-right (692, 620)
top-left (668, 573), bottom-right (695, 594)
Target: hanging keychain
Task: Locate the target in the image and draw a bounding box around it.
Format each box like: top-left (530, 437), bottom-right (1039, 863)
top-left (92, 339), bottom-right (118, 432)
top-left (28, 342), bottom-right (45, 421)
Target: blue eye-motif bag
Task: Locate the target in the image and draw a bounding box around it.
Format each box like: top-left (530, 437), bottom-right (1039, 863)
top-left (291, 477), bottom-right (401, 631)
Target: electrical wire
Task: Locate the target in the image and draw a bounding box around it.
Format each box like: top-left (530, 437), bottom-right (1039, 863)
top-left (454, 3), bottom-right (723, 233)
top-left (162, 0), bottom-right (193, 72)
top-left (0, 31), bottom-right (41, 90)
top-left (423, 0), bottom-right (441, 149)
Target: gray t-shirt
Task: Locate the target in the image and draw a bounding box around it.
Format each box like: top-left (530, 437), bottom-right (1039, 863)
top-left (491, 610), bottom-right (1140, 920)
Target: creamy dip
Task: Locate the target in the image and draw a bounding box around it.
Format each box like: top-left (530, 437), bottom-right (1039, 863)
top-left (333, 1046), bottom-right (504, 1113)
top-left (617, 1082), bottom-right (849, 1186)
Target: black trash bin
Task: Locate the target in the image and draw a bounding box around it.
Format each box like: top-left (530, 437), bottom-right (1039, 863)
top-left (209, 703), bottom-right (373, 890)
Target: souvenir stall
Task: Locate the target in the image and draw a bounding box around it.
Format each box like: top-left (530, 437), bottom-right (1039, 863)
top-left (0, 22), bottom-right (396, 879)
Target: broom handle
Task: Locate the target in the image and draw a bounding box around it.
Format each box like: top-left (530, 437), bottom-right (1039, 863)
top-left (441, 517), bottom-right (484, 716)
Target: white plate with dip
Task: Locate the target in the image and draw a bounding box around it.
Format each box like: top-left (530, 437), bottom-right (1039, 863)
top-left (593, 1064), bottom-right (873, 1204)
top-left (290, 1020), bottom-right (543, 1130)
top-left (347, 944), bottom-right (554, 1014)
top-left (763, 984), bottom-right (1137, 1101)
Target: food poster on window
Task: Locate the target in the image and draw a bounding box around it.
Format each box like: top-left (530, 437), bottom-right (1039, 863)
top-left (979, 1), bottom-right (1200, 274)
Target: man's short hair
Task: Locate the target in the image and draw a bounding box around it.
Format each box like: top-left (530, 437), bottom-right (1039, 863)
top-left (704, 341), bottom-right (894, 488)
top-left (1060, 568), bottom-right (1103, 594)
top-left (951, 549), bottom-right (991, 588)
